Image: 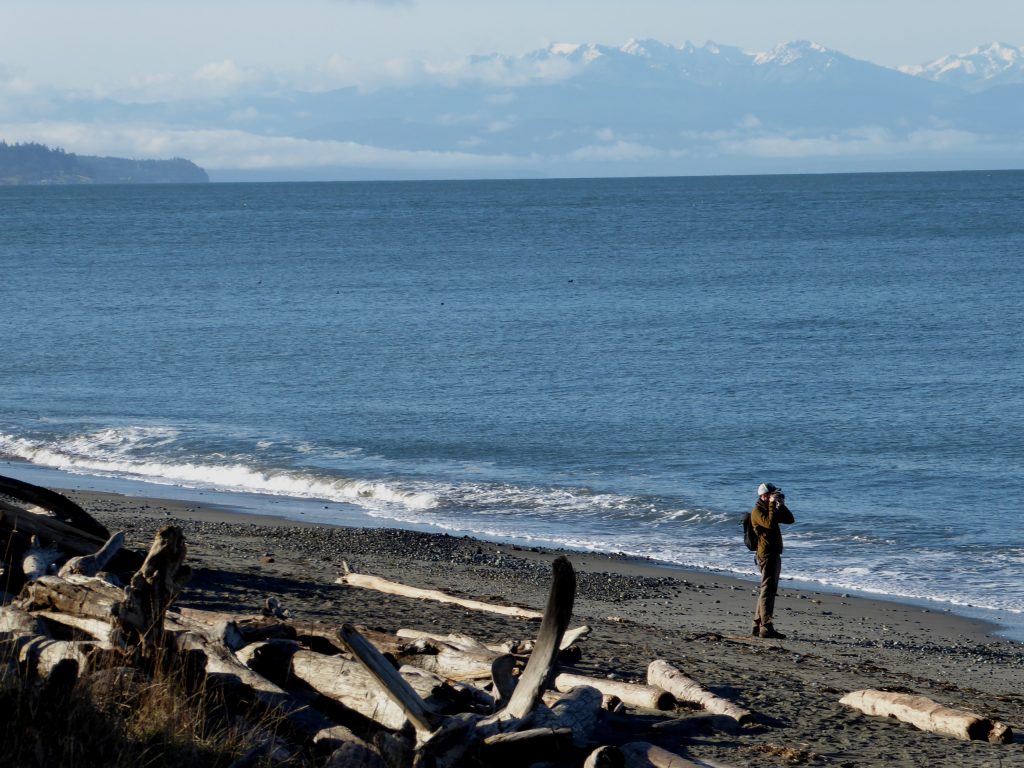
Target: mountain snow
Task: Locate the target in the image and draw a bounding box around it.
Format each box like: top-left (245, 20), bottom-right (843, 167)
top-left (900, 42), bottom-right (1024, 90)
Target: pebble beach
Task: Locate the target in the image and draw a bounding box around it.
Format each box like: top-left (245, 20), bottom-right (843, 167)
top-left (63, 488), bottom-right (1024, 768)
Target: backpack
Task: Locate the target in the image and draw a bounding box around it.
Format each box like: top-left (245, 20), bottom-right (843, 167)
top-left (742, 512), bottom-right (758, 551)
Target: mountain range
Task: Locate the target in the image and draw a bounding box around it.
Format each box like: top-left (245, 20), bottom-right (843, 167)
top-left (4, 39), bottom-right (1023, 179)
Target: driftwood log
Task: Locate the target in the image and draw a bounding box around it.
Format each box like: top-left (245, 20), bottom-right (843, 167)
top-left (619, 742), bottom-right (739, 768)
top-left (840, 689), bottom-right (1013, 743)
top-left (398, 623), bottom-right (591, 655)
top-left (647, 660), bottom-right (753, 725)
top-left (112, 525), bottom-right (191, 652)
top-left (336, 564), bottom-right (545, 620)
top-left (1, 492), bottom-right (142, 595)
top-left (238, 639), bottom-right (471, 731)
top-left (21, 535), bottom-right (62, 581)
top-left (530, 684), bottom-right (603, 747)
top-left (59, 530), bottom-right (125, 578)
top-left (556, 672), bottom-right (675, 711)
top-left (16, 573), bottom-right (127, 621)
top-left (0, 474), bottom-right (110, 539)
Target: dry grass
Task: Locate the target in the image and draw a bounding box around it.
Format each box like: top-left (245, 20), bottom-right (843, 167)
top-left (0, 645), bottom-right (308, 768)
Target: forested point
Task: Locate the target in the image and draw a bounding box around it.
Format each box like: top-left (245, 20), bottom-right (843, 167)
top-left (0, 141), bottom-right (209, 185)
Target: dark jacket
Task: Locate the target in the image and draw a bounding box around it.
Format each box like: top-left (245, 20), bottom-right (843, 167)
top-left (750, 497), bottom-right (794, 560)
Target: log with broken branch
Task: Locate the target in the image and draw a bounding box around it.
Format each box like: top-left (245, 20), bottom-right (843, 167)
top-left (647, 660), bottom-right (754, 725)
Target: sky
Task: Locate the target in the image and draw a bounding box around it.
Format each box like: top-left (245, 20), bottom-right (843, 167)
top-left (1, 0), bottom-right (1022, 178)
top-left (3, 0), bottom-right (1021, 93)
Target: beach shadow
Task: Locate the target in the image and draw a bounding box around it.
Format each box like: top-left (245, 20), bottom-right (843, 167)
top-left (179, 566), bottom-right (335, 618)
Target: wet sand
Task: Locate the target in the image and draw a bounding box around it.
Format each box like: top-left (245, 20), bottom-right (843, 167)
top-left (69, 489), bottom-right (1024, 767)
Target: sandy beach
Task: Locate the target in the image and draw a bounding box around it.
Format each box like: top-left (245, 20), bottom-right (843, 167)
top-left (60, 489), bottom-right (1024, 767)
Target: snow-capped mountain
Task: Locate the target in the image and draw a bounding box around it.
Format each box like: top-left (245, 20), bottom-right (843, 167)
top-left (8, 37), bottom-right (1024, 179)
top-left (476, 38), bottom-right (907, 88)
top-left (901, 42), bottom-right (1024, 91)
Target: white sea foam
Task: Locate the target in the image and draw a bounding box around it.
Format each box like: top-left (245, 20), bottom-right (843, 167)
top-left (0, 430), bottom-right (437, 512)
top-left (3, 425), bottom-right (1022, 620)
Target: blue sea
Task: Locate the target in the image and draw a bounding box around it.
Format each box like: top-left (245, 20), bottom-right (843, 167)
top-left (2, 172), bottom-right (1022, 637)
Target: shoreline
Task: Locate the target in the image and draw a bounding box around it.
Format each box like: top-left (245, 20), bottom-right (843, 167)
top-left (57, 487), bottom-right (1024, 766)
top-left (64, 486), bottom-right (1014, 648)
top-left (6, 459), bottom-right (1021, 644)
top-left (67, 482), bottom-right (1020, 645)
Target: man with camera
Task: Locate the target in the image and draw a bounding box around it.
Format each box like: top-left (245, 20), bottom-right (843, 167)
top-left (750, 482), bottom-right (795, 639)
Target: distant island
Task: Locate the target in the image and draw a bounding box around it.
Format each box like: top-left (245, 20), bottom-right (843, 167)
top-left (0, 141), bottom-right (208, 185)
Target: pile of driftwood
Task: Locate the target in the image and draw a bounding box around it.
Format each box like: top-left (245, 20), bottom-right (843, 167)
top-left (0, 476), bottom-right (1014, 768)
top-left (0, 476), bottom-right (753, 767)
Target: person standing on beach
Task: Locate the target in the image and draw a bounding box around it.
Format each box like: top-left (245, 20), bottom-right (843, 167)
top-left (750, 482), bottom-right (794, 639)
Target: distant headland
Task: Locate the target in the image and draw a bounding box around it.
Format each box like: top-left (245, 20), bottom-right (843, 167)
top-left (0, 141), bottom-right (208, 185)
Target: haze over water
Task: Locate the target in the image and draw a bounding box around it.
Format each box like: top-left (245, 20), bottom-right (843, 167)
top-left (2, 172), bottom-right (1022, 635)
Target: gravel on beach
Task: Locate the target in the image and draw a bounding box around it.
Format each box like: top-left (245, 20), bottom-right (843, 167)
top-left (72, 490), bottom-right (1024, 767)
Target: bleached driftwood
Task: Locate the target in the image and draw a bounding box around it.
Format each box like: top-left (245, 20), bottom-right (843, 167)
top-left (1, 499), bottom-right (141, 593)
top-left (238, 639), bottom-right (462, 731)
top-left (647, 660), bottom-right (753, 725)
top-left (0, 474), bottom-right (110, 539)
top-left (335, 556), bottom-right (577, 768)
top-left (166, 619), bottom-right (340, 738)
top-left (21, 535), bottom-right (62, 581)
top-left (584, 745), bottom-right (623, 768)
top-left (490, 555), bottom-right (576, 722)
top-left (335, 622), bottom-right (443, 738)
top-left (336, 564), bottom-right (544, 620)
top-left (555, 671), bottom-right (675, 711)
top-left (0, 607), bottom-right (104, 681)
top-left (32, 610), bottom-right (121, 647)
top-left (0, 605), bottom-right (49, 636)
top-left (398, 623), bottom-right (591, 654)
top-left (396, 628), bottom-right (493, 652)
top-left (13, 634), bottom-right (101, 680)
top-left (619, 742), bottom-right (740, 768)
top-left (1, 500), bottom-right (102, 556)
top-left (58, 531), bottom-right (125, 578)
top-left (528, 684), bottom-right (603, 747)
top-left (113, 525), bottom-right (191, 651)
top-left (399, 638), bottom-right (512, 681)
top-left (313, 724), bottom-right (378, 754)
top-left (16, 573), bottom-right (126, 620)
top-left (172, 606), bottom-right (305, 652)
top-left (840, 689), bottom-right (1013, 743)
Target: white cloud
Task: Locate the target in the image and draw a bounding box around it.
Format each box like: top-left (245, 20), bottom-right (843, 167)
top-left (195, 60), bottom-right (251, 84)
top-left (0, 121), bottom-right (522, 171)
top-left (486, 92), bottom-right (517, 105)
top-left (423, 53), bottom-right (586, 88)
top-left (228, 107), bottom-right (261, 123)
top-left (569, 140), bottom-right (660, 162)
top-left (487, 119), bottom-right (516, 133)
top-left (436, 112), bottom-right (484, 126)
top-left (719, 126), bottom-right (985, 159)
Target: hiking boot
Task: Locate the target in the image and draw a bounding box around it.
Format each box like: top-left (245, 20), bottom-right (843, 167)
top-left (750, 624), bottom-right (761, 637)
top-left (758, 626), bottom-right (786, 639)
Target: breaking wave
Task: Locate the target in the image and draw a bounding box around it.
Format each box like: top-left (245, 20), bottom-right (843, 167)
top-left (0, 427), bottom-right (437, 512)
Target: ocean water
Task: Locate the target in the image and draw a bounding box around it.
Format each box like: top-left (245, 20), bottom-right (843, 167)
top-left (1, 172), bottom-right (1022, 635)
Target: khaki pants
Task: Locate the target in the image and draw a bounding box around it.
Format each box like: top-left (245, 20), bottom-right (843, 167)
top-left (753, 554), bottom-right (782, 629)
